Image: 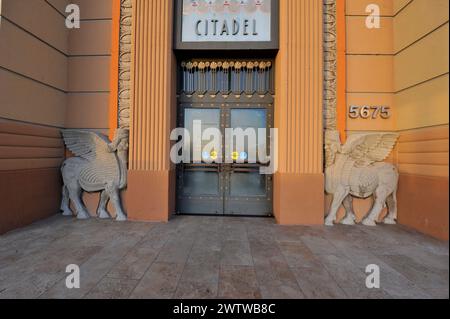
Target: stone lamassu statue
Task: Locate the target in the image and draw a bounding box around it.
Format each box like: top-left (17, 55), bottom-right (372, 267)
top-left (324, 130), bottom-right (400, 227)
top-left (60, 129), bottom-right (129, 221)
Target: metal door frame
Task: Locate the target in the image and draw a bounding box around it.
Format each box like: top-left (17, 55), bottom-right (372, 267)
top-left (176, 93), bottom-right (274, 216)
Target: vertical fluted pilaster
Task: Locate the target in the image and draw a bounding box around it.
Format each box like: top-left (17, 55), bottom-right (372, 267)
top-left (276, 0), bottom-right (324, 175)
top-left (130, 0), bottom-right (174, 171)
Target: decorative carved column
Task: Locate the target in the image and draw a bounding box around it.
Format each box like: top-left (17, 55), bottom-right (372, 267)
top-left (118, 0), bottom-right (133, 129)
top-left (323, 0), bottom-right (338, 131)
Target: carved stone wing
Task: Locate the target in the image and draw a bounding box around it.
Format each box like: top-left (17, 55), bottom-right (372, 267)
top-left (62, 130), bottom-right (120, 191)
top-left (342, 133), bottom-right (399, 167)
top-left (61, 130), bottom-right (111, 162)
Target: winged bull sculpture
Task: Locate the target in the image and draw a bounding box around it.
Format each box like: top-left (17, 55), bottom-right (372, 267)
top-left (324, 130), bottom-right (400, 227)
top-left (60, 129), bottom-right (129, 221)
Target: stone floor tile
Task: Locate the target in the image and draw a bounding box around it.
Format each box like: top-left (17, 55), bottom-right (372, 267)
top-left (277, 241), bottom-right (319, 269)
top-left (156, 237), bottom-right (195, 264)
top-left (85, 277), bottom-right (139, 299)
top-left (174, 281), bottom-right (218, 299)
top-left (0, 215), bottom-right (448, 299)
top-left (380, 254), bottom-right (449, 290)
top-left (291, 266), bottom-right (348, 299)
top-left (218, 265), bottom-right (262, 299)
top-left (107, 245), bottom-right (159, 280)
top-left (130, 262), bottom-right (185, 299)
top-left (254, 263), bottom-right (304, 299)
top-left (220, 240), bottom-right (253, 266)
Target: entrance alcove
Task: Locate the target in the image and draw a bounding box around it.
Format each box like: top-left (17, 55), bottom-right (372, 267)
top-left (117, 0), bottom-right (326, 225)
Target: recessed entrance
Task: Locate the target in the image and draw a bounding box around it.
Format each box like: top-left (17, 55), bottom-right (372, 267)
top-left (176, 60), bottom-right (274, 216)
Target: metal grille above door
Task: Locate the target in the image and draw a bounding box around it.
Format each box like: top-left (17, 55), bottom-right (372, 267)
top-left (178, 60), bottom-right (275, 95)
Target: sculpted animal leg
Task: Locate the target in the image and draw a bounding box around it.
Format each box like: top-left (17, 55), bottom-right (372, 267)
top-left (109, 189), bottom-right (127, 222)
top-left (68, 186), bottom-right (90, 220)
top-left (97, 191), bottom-right (111, 219)
top-left (325, 188), bottom-right (349, 226)
top-left (341, 195), bottom-right (357, 225)
top-left (384, 191), bottom-right (398, 225)
top-left (61, 185), bottom-right (73, 216)
top-left (362, 188), bottom-right (389, 227)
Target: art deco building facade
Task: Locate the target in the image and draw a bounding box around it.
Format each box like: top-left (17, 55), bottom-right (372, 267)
top-left (0, 0), bottom-right (448, 240)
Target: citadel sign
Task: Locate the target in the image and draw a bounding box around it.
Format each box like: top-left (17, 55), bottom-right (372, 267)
top-left (192, 18), bottom-right (261, 39)
top-left (175, 0), bottom-right (279, 50)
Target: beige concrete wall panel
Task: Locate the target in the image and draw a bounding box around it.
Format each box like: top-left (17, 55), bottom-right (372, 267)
top-left (398, 164), bottom-right (448, 178)
top-left (0, 119), bottom-right (64, 171)
top-left (393, 0), bottom-right (412, 15)
top-left (0, 168), bottom-right (62, 235)
top-left (395, 75), bottom-right (449, 131)
top-left (68, 56), bottom-right (110, 92)
top-left (69, 20), bottom-right (112, 55)
top-left (346, 17), bottom-right (394, 54)
top-left (394, 24), bottom-right (449, 92)
top-left (0, 158), bottom-right (64, 171)
top-left (72, 0), bottom-right (113, 19)
top-left (0, 69), bottom-right (66, 127)
top-left (397, 125), bottom-right (449, 178)
top-left (2, 0), bottom-right (69, 54)
top-left (0, 132), bottom-right (63, 148)
top-left (399, 124), bottom-right (449, 142)
top-left (65, 93), bottom-right (109, 129)
top-left (394, 0), bottom-right (449, 52)
top-left (398, 139), bottom-right (449, 154)
top-left (346, 0), bottom-right (394, 16)
top-left (398, 174), bottom-right (449, 240)
top-left (0, 146), bottom-right (64, 159)
top-left (347, 55), bottom-right (394, 93)
top-left (0, 19), bottom-right (68, 91)
top-left (0, 118), bottom-right (61, 137)
top-left (46, 0), bottom-right (70, 15)
top-left (398, 152), bottom-right (448, 166)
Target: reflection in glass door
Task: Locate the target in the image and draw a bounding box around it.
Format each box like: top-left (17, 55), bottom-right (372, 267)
top-left (224, 108), bottom-right (272, 216)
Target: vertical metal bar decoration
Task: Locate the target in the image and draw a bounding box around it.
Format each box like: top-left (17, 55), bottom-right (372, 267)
top-left (178, 61), bottom-right (274, 96)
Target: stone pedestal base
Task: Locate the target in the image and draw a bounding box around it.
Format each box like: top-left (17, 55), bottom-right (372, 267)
top-left (274, 173), bottom-right (325, 225)
top-left (126, 170), bottom-right (176, 222)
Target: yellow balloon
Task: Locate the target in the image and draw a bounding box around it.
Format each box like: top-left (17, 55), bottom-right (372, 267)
top-left (232, 151), bottom-right (239, 161)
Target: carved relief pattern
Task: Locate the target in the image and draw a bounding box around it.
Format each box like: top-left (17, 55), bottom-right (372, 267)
top-left (323, 0), bottom-right (337, 131)
top-left (118, 0), bottom-right (132, 129)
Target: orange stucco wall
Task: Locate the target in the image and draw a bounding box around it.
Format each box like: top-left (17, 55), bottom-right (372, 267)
top-left (393, 0), bottom-right (449, 240)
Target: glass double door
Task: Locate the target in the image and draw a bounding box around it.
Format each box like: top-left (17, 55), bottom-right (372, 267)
top-left (176, 99), bottom-right (273, 216)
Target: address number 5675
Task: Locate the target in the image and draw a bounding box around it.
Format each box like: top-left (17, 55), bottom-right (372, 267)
top-left (349, 106), bottom-right (392, 120)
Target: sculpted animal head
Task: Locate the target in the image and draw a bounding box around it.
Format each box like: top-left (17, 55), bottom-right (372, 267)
top-left (108, 128), bottom-right (129, 153)
top-left (325, 130), bottom-right (342, 167)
